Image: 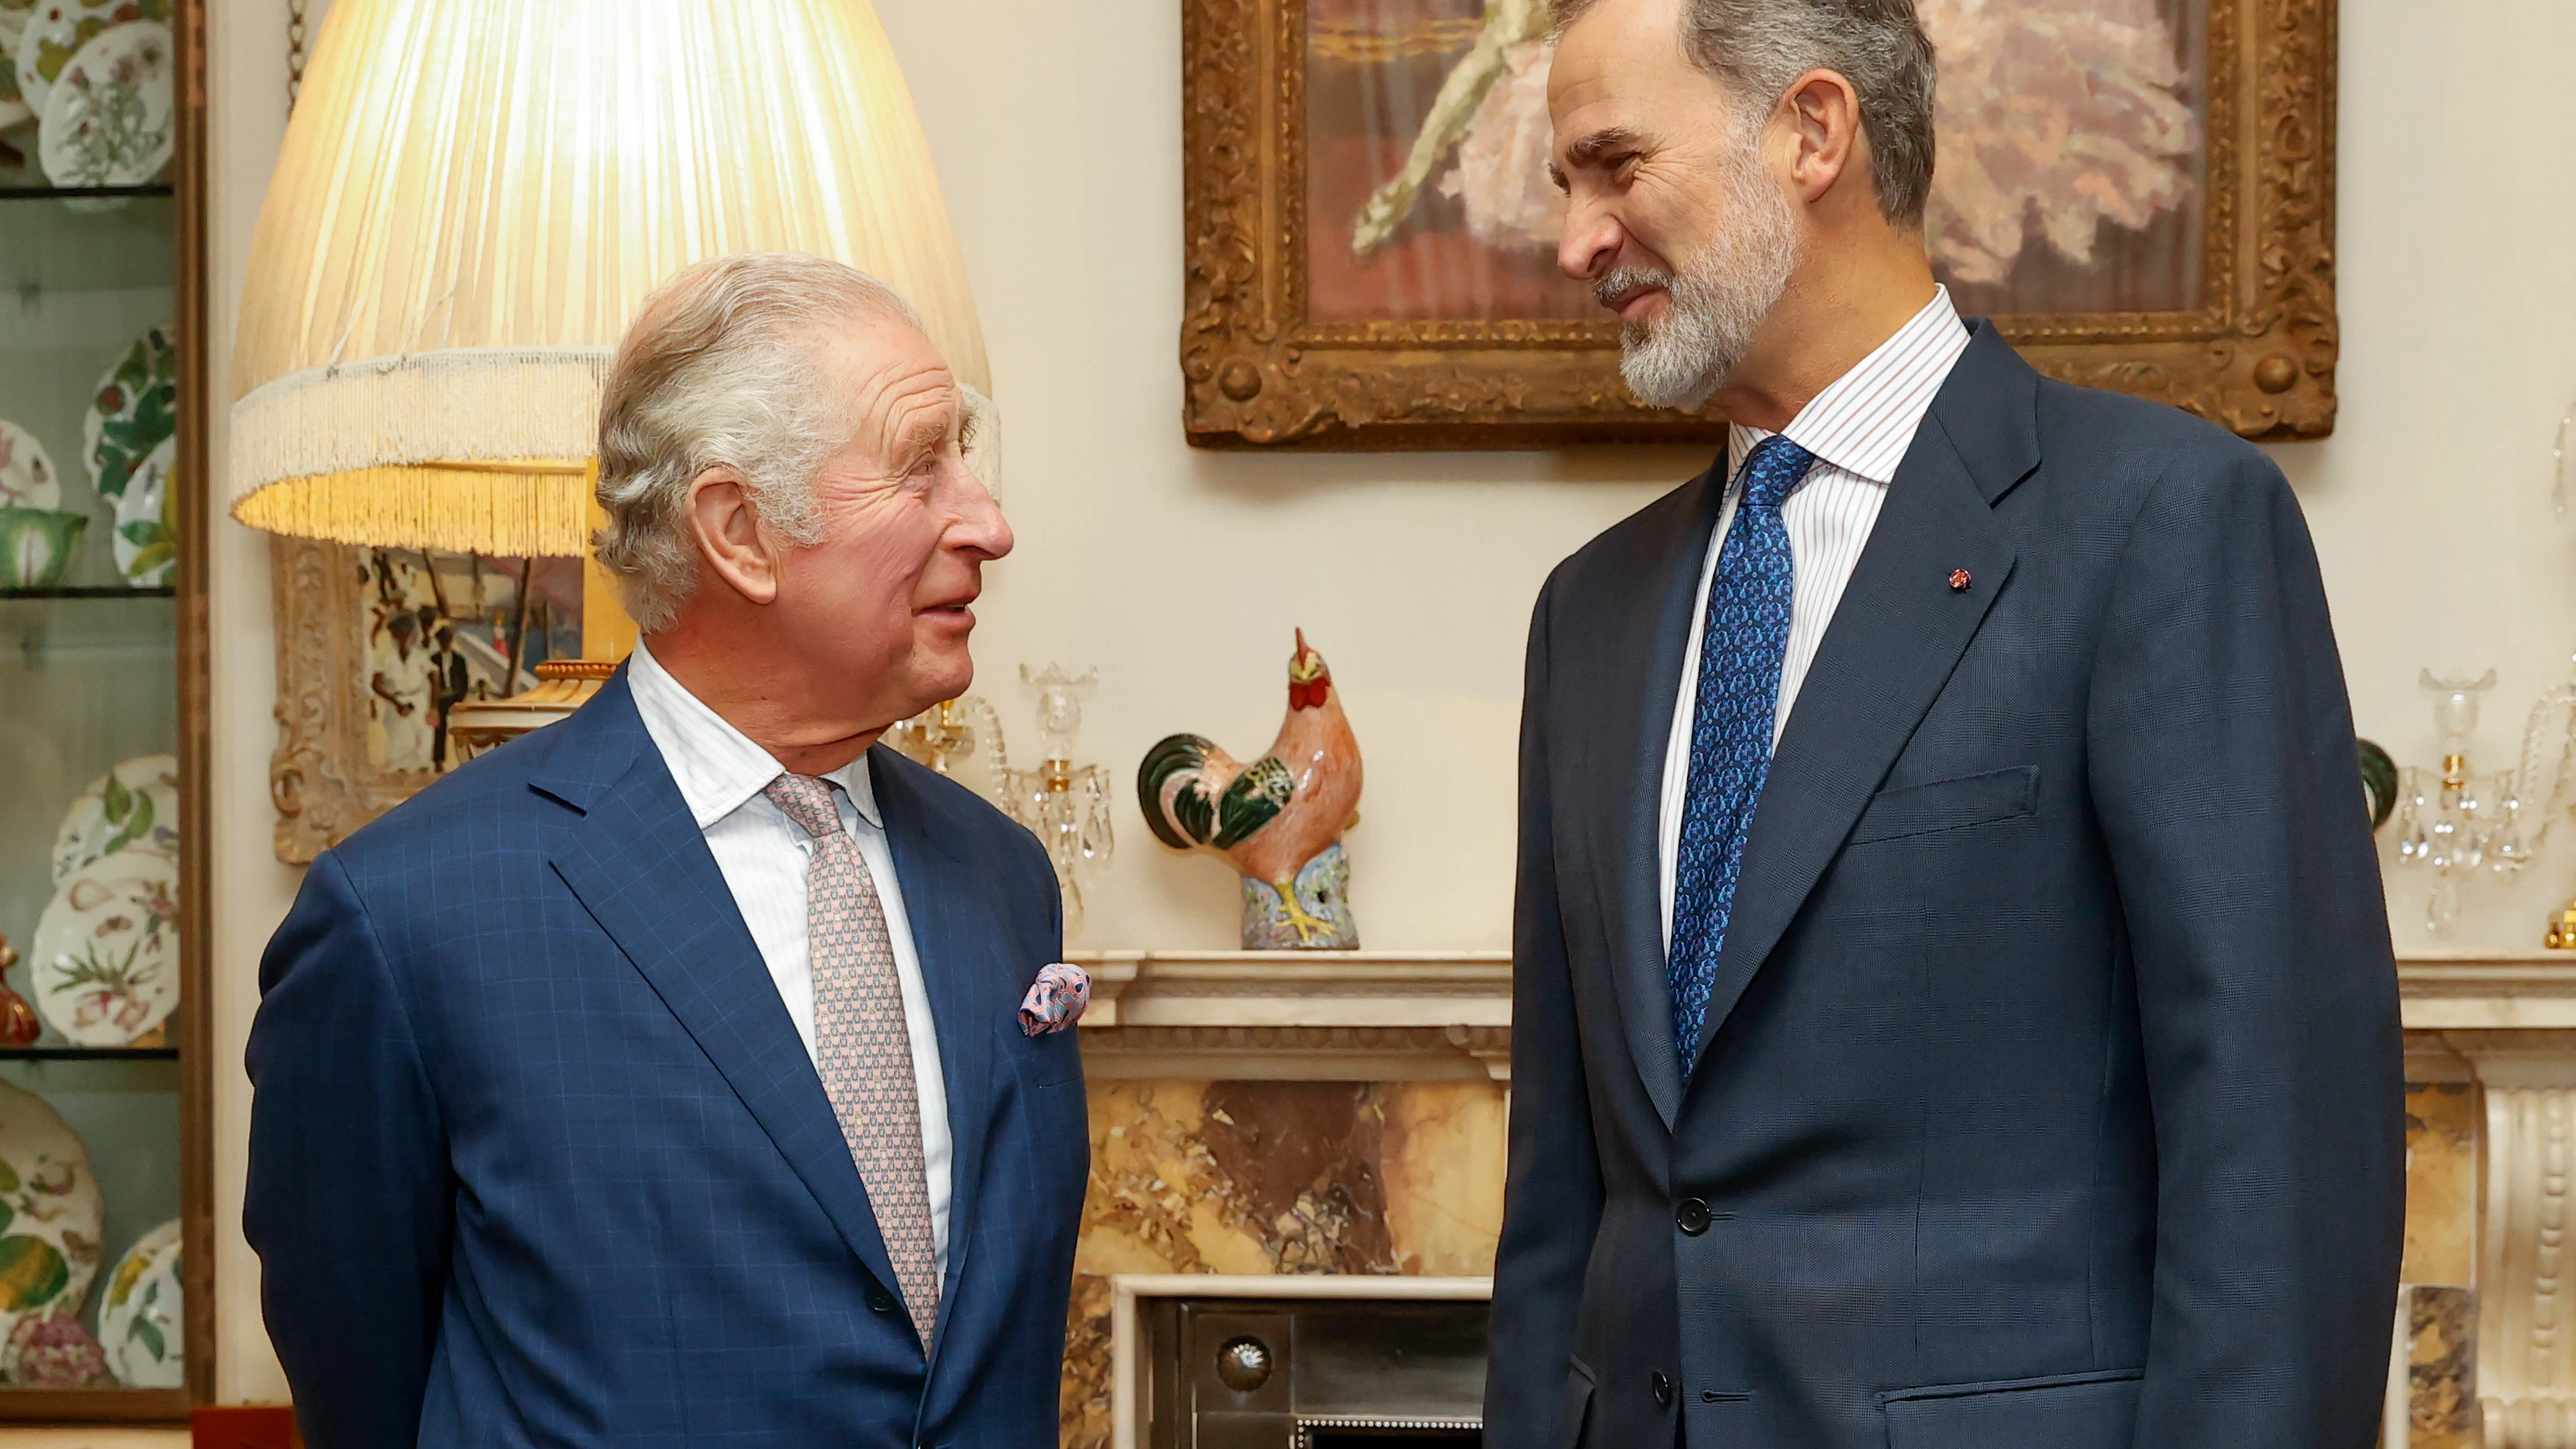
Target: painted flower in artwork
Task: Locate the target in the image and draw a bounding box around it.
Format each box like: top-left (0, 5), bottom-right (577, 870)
top-left (1917, 0), bottom-right (2200, 285)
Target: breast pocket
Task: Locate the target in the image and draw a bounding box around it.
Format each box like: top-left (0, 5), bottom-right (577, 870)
top-left (1847, 766), bottom-right (2040, 846)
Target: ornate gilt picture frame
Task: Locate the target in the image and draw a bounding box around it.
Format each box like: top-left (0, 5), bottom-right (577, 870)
top-left (1182, 0), bottom-right (2336, 448)
top-left (267, 536), bottom-right (584, 863)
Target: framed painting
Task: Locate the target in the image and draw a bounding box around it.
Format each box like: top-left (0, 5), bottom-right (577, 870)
top-left (267, 536), bottom-right (584, 863)
top-left (1182, 0), bottom-right (2336, 447)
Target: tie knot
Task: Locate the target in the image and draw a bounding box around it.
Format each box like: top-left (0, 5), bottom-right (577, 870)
top-left (763, 773), bottom-right (844, 839)
top-left (1737, 435), bottom-right (1819, 513)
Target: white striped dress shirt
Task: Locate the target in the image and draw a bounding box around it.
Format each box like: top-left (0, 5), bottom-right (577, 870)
top-left (626, 642), bottom-right (953, 1280)
top-left (1657, 287), bottom-right (1973, 950)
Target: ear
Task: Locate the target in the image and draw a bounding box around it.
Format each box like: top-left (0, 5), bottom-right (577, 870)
top-left (1780, 68), bottom-right (1866, 206)
top-left (684, 467), bottom-right (783, 606)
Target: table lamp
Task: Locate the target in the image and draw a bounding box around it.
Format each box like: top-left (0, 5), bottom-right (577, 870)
top-left (228, 0), bottom-right (995, 752)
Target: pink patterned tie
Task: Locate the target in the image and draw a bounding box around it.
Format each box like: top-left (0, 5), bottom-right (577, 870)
top-left (763, 772), bottom-right (940, 1341)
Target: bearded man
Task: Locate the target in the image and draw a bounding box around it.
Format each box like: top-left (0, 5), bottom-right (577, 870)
top-left (247, 253), bottom-right (1085, 1447)
top-left (1486, 2), bottom-right (2403, 1448)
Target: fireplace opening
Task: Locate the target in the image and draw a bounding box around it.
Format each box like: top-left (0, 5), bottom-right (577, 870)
top-left (1142, 1296), bottom-right (1488, 1448)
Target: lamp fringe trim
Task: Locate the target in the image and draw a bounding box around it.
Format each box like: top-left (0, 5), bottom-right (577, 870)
top-left (227, 348), bottom-right (613, 556)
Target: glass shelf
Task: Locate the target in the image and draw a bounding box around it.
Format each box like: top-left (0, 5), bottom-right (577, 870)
top-left (0, 185), bottom-right (176, 203)
top-left (0, 587), bottom-right (175, 600)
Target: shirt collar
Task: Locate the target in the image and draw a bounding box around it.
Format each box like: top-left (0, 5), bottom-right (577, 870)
top-left (626, 642), bottom-right (883, 832)
top-left (1727, 284), bottom-right (1970, 488)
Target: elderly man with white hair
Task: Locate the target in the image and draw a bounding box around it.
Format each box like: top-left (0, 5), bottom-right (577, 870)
top-left (245, 252), bottom-right (1087, 1449)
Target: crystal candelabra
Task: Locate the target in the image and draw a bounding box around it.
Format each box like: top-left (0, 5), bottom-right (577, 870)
top-left (884, 696), bottom-right (1004, 777)
top-left (2521, 651), bottom-right (2576, 947)
top-left (991, 666), bottom-right (1116, 924)
top-left (2391, 667), bottom-right (2576, 938)
top-left (2395, 671), bottom-right (2516, 936)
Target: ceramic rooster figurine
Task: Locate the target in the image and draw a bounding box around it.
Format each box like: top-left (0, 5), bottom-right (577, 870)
top-left (1139, 631), bottom-right (1363, 948)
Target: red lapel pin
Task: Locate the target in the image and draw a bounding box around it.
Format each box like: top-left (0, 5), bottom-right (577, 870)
top-left (1948, 569), bottom-right (1972, 592)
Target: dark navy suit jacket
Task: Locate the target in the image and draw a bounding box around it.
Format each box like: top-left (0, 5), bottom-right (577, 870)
top-left (245, 671), bottom-right (1088, 1448)
top-left (1485, 324), bottom-right (2404, 1449)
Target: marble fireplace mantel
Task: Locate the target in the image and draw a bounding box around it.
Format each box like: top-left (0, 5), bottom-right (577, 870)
top-left (2396, 950), bottom-right (2576, 1448)
top-left (1066, 950), bottom-right (1513, 1082)
top-left (2401, 950), bottom-right (2576, 1029)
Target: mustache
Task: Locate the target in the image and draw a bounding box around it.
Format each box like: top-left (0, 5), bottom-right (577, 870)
top-left (1594, 266), bottom-right (1673, 310)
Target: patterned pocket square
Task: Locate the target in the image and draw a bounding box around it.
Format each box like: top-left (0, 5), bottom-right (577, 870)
top-left (1018, 963), bottom-right (1090, 1036)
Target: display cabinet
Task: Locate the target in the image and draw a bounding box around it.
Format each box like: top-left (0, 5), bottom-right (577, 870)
top-left (0, 0), bottom-right (208, 1417)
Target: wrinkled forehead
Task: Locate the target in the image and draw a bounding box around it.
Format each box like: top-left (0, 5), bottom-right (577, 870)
top-left (1549, 0), bottom-right (1740, 131)
top-left (813, 314), bottom-right (961, 456)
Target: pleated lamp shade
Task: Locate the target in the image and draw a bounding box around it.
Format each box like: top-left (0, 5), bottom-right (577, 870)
top-left (228, 0), bottom-right (990, 558)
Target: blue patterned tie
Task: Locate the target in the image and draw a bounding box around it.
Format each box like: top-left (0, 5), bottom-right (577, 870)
top-left (1669, 435), bottom-right (1819, 1070)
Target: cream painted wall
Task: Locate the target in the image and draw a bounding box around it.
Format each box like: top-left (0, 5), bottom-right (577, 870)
top-left (186, 0), bottom-right (2576, 1407)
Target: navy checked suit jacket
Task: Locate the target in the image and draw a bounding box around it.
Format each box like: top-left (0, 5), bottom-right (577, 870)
top-left (1485, 323), bottom-right (2404, 1449)
top-left (245, 670), bottom-right (1088, 1448)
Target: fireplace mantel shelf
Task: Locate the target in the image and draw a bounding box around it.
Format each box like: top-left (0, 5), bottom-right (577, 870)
top-left (1052, 947), bottom-right (2576, 1069)
top-left (1063, 950), bottom-right (1513, 1082)
top-left (2399, 951), bottom-right (2576, 1031)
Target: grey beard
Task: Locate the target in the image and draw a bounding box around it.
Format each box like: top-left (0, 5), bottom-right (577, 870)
top-left (1603, 159), bottom-right (1802, 411)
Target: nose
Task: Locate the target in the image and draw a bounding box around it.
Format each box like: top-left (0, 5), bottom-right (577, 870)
top-left (1559, 201), bottom-right (1623, 284)
top-left (949, 460), bottom-right (1014, 562)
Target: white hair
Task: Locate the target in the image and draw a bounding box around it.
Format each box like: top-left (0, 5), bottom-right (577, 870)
top-left (592, 252), bottom-right (924, 634)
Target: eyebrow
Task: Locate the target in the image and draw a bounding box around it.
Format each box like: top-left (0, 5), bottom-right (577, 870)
top-left (1561, 125), bottom-right (1648, 172)
top-left (891, 406), bottom-right (951, 465)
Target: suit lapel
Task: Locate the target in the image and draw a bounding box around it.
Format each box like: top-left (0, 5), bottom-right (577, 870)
top-left (541, 677), bottom-right (906, 1308)
top-left (867, 749), bottom-right (998, 1351)
top-left (1687, 324), bottom-right (2039, 1071)
top-left (1589, 464), bottom-right (1729, 1129)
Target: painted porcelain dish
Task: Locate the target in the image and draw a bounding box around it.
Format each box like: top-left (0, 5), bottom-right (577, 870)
top-left (10, 0), bottom-right (155, 119)
top-left (0, 506), bottom-right (84, 589)
top-left (0, 1080), bottom-right (104, 1352)
top-left (98, 1218), bottom-right (178, 1386)
top-left (1, 1311), bottom-right (110, 1386)
top-left (49, 752), bottom-right (177, 884)
top-left (0, 419), bottom-right (60, 511)
top-left (32, 846), bottom-right (178, 1046)
top-left (111, 433), bottom-right (172, 586)
top-left (36, 20), bottom-right (172, 189)
top-left (82, 321), bottom-right (174, 500)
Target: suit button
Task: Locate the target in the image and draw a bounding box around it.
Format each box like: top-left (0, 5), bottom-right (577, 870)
top-left (867, 1285), bottom-right (898, 1313)
top-left (1651, 1371), bottom-right (1673, 1408)
top-left (1676, 1198), bottom-right (1713, 1235)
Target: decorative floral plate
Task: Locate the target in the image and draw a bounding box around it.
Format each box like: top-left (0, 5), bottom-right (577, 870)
top-left (49, 752), bottom-right (176, 885)
top-left (0, 1081), bottom-right (103, 1352)
top-left (37, 20), bottom-right (171, 189)
top-left (98, 1218), bottom-right (178, 1386)
top-left (111, 432), bottom-right (170, 586)
top-left (32, 847), bottom-right (178, 1046)
top-left (0, 418), bottom-right (59, 511)
top-left (10, 0), bottom-right (156, 119)
top-left (1, 1311), bottom-right (111, 1386)
top-left (81, 321), bottom-right (172, 500)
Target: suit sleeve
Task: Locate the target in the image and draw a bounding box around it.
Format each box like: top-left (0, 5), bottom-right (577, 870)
top-left (245, 852), bottom-right (453, 1448)
top-left (1484, 571), bottom-right (1608, 1449)
top-left (2085, 447), bottom-right (2404, 1449)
